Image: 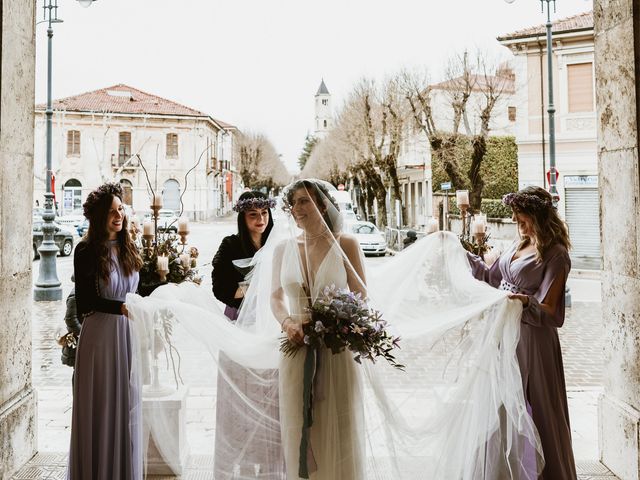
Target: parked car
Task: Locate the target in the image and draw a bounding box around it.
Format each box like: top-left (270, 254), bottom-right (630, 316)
top-left (56, 213), bottom-right (85, 231)
top-left (76, 218), bottom-right (89, 237)
top-left (347, 221), bottom-right (387, 257)
top-left (156, 209), bottom-right (179, 233)
top-left (33, 221), bottom-right (75, 260)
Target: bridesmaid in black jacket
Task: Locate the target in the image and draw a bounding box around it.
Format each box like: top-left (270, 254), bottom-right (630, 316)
top-left (212, 191), bottom-right (275, 319)
top-left (211, 191), bottom-right (285, 479)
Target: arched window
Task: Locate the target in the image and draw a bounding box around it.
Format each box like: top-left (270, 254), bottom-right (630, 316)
top-left (323, 120), bottom-right (328, 128)
top-left (63, 178), bottom-right (82, 215)
top-left (163, 179), bottom-right (181, 212)
top-left (119, 179), bottom-right (133, 206)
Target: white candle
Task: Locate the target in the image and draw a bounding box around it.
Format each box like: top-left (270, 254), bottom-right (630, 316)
top-left (456, 190), bottom-right (470, 208)
top-left (177, 216), bottom-right (189, 234)
top-left (151, 193), bottom-right (163, 208)
top-left (156, 256), bottom-right (169, 271)
top-left (143, 220), bottom-right (153, 236)
top-left (472, 213), bottom-right (486, 234)
top-left (179, 253), bottom-right (190, 268)
top-left (426, 218), bottom-right (438, 234)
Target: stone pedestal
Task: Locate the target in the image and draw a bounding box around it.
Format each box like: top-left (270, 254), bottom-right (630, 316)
top-left (0, 1), bottom-right (37, 478)
top-left (595, 1), bottom-right (640, 479)
top-left (143, 386), bottom-right (190, 475)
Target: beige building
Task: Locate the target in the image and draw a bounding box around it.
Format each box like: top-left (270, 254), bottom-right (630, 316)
top-left (34, 84), bottom-right (240, 221)
top-left (498, 11), bottom-right (598, 268)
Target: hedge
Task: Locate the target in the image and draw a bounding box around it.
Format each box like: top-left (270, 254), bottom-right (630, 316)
top-left (448, 197), bottom-right (513, 219)
top-left (431, 135), bottom-right (518, 199)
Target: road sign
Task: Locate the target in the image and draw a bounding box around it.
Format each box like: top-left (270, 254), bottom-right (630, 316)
top-left (441, 182), bottom-right (452, 191)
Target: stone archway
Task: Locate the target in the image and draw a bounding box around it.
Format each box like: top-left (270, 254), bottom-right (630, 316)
top-left (0, 0), bottom-right (37, 477)
top-left (594, 2), bottom-right (640, 479)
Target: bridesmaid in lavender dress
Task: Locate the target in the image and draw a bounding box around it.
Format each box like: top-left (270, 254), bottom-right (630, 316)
top-left (68, 183), bottom-right (143, 480)
top-left (468, 186), bottom-right (577, 480)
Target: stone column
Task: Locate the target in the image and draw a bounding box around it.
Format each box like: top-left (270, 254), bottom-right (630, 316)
top-left (595, 1), bottom-right (640, 479)
top-left (0, 1), bottom-right (37, 478)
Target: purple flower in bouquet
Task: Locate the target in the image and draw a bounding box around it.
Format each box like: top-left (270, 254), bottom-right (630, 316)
top-left (279, 284), bottom-right (404, 370)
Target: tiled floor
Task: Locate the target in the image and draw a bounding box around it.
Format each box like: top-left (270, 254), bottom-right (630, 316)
top-left (12, 452), bottom-right (618, 479)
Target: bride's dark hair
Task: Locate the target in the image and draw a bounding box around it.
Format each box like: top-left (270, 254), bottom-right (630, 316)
top-left (283, 180), bottom-right (342, 233)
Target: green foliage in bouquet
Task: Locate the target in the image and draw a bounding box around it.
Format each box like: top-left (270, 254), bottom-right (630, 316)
top-left (280, 285), bottom-right (405, 371)
top-left (459, 232), bottom-right (492, 257)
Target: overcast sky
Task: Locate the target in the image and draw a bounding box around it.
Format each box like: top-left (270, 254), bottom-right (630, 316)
top-left (35, 0), bottom-right (592, 172)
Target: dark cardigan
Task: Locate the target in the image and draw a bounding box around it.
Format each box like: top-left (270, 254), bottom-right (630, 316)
top-left (73, 240), bottom-right (124, 319)
top-left (211, 234), bottom-right (251, 310)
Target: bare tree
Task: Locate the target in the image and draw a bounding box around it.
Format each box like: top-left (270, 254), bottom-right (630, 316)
top-left (235, 132), bottom-right (287, 190)
top-left (402, 51), bottom-right (512, 211)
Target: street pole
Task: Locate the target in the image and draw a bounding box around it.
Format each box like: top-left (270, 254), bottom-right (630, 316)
top-left (504, 0), bottom-right (559, 206)
top-left (543, 0), bottom-right (560, 207)
top-left (34, 0), bottom-right (63, 301)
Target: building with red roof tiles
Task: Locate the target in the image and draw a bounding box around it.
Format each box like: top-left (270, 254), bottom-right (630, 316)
top-left (497, 11), bottom-right (599, 268)
top-left (34, 85), bottom-right (241, 220)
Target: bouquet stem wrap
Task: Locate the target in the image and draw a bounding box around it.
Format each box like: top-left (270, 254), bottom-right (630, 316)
top-left (298, 347), bottom-right (318, 478)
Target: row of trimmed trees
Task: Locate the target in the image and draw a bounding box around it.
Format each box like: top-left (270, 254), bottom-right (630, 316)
top-left (235, 132), bottom-right (290, 191)
top-left (301, 51), bottom-right (513, 227)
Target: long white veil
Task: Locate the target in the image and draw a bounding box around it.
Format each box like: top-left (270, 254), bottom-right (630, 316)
top-left (126, 178), bottom-right (543, 479)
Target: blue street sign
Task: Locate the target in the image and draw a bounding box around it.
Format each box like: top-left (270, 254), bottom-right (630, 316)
top-left (441, 182), bottom-right (452, 191)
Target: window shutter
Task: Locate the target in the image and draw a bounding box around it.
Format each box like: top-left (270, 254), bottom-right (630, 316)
top-left (568, 63), bottom-right (594, 113)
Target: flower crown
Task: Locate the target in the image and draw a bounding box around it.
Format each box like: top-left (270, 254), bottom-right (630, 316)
top-left (232, 197), bottom-right (277, 213)
top-left (502, 192), bottom-right (552, 212)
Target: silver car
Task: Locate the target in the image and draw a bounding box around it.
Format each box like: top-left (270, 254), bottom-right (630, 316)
top-left (348, 221), bottom-right (387, 257)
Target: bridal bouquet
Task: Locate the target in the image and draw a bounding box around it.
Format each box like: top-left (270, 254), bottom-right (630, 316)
top-left (280, 285), bottom-right (404, 370)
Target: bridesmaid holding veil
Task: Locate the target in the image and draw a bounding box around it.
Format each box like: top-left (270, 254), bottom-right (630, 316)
top-left (211, 190), bottom-right (285, 479)
top-left (68, 183), bottom-right (143, 479)
top-left (468, 186), bottom-right (577, 480)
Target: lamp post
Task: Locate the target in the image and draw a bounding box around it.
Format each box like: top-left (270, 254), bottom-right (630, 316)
top-left (34, 0), bottom-right (96, 302)
top-left (505, 0), bottom-right (560, 207)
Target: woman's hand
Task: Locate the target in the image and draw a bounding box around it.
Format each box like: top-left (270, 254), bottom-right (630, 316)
top-left (508, 294), bottom-right (529, 307)
top-left (120, 303), bottom-right (129, 317)
top-left (282, 317), bottom-right (306, 345)
top-left (234, 286), bottom-right (245, 299)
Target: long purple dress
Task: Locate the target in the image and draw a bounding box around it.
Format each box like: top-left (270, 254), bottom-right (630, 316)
top-left (68, 241), bottom-right (140, 479)
top-left (469, 242), bottom-right (577, 480)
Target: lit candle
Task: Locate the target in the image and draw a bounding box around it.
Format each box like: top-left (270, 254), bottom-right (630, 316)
top-left (179, 253), bottom-right (191, 268)
top-left (143, 220), bottom-right (153, 236)
top-left (456, 190), bottom-right (470, 208)
top-left (177, 216), bottom-right (189, 234)
top-left (151, 193), bottom-right (163, 208)
top-left (156, 255), bottom-right (169, 271)
top-left (426, 218), bottom-right (438, 234)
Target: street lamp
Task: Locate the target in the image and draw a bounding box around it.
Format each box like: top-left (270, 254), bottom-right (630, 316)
top-left (505, 0), bottom-right (560, 207)
top-left (34, 0), bottom-right (96, 302)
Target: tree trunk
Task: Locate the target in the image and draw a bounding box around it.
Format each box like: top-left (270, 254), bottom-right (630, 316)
top-left (468, 135), bottom-right (486, 213)
top-left (431, 134), bottom-right (466, 190)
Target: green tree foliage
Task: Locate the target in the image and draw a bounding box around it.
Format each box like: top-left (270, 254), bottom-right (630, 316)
top-left (432, 135), bottom-right (518, 200)
top-left (298, 134), bottom-right (318, 170)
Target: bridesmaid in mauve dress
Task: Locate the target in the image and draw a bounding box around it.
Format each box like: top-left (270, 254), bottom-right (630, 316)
top-left (68, 183), bottom-right (143, 480)
top-left (468, 186), bottom-right (577, 480)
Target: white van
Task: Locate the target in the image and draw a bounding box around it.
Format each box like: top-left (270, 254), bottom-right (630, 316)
top-left (330, 190), bottom-right (354, 212)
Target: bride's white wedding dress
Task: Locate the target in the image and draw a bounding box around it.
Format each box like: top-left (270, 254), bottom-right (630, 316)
top-left (279, 240), bottom-right (365, 480)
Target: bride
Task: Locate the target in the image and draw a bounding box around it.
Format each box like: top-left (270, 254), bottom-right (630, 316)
top-left (127, 178), bottom-right (546, 480)
top-left (271, 180), bottom-right (366, 479)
